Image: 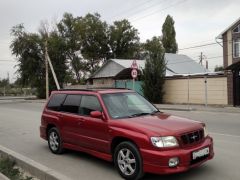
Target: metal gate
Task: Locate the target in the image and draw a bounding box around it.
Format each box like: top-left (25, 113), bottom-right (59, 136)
top-left (115, 80), bottom-right (143, 96)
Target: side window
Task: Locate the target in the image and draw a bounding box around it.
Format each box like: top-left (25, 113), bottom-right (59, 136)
top-left (61, 94), bottom-right (81, 114)
top-left (79, 95), bottom-right (102, 116)
top-left (47, 94), bottom-right (66, 111)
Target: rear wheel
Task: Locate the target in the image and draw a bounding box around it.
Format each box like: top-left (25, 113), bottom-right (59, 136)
top-left (47, 127), bottom-right (64, 154)
top-left (114, 141), bottom-right (144, 180)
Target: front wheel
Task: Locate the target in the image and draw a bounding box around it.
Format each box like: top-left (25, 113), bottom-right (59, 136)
top-left (47, 127), bottom-right (64, 154)
top-left (114, 141), bottom-right (144, 180)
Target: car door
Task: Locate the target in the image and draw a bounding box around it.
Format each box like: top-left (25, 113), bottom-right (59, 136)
top-left (60, 94), bottom-right (83, 146)
top-left (77, 95), bottom-right (110, 153)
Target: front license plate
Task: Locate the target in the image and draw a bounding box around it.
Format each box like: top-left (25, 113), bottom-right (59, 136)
top-left (192, 147), bottom-right (209, 160)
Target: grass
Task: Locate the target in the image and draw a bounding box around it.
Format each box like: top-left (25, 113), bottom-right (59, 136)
top-left (0, 157), bottom-right (33, 180)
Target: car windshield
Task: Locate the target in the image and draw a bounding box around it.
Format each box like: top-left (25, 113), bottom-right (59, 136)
top-left (102, 92), bottom-right (159, 119)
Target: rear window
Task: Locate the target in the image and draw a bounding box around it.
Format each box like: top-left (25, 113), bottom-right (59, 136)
top-left (47, 93), bottom-right (66, 111)
top-left (61, 94), bottom-right (81, 114)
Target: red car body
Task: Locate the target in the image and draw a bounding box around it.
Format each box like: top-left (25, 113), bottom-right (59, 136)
top-left (40, 89), bottom-right (214, 176)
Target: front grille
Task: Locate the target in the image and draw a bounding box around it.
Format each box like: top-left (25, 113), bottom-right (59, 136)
top-left (181, 129), bottom-right (204, 145)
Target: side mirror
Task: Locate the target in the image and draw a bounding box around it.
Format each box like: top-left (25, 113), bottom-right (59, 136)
top-left (90, 111), bottom-right (102, 119)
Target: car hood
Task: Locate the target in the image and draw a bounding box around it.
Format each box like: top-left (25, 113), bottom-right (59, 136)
top-left (111, 113), bottom-right (203, 136)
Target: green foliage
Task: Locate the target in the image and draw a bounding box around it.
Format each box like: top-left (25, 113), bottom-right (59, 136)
top-left (80, 13), bottom-right (110, 74)
top-left (142, 37), bottom-right (166, 103)
top-left (10, 24), bottom-right (68, 98)
top-left (162, 15), bottom-right (178, 53)
top-left (0, 157), bottom-right (33, 180)
top-left (214, 65), bottom-right (224, 72)
top-left (57, 13), bottom-right (86, 82)
top-left (0, 78), bottom-right (9, 87)
top-left (10, 25), bottom-right (45, 98)
top-left (108, 19), bottom-right (140, 59)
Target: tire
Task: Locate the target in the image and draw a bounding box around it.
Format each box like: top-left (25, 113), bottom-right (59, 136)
top-left (47, 127), bottom-right (64, 154)
top-left (114, 141), bottom-right (144, 180)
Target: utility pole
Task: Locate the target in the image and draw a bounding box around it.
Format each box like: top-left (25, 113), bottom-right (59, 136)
top-left (206, 60), bottom-right (208, 70)
top-left (7, 72), bottom-right (9, 83)
top-left (44, 40), bottom-right (60, 99)
top-left (199, 52), bottom-right (203, 65)
top-left (44, 41), bottom-right (49, 99)
top-left (46, 49), bottom-right (60, 90)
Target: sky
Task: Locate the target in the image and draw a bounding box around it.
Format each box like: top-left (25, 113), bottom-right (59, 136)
top-left (0, 0), bottom-right (240, 82)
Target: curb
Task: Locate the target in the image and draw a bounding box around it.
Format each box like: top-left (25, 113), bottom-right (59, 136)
top-left (0, 173), bottom-right (9, 180)
top-left (0, 145), bottom-right (71, 180)
top-left (155, 104), bottom-right (240, 113)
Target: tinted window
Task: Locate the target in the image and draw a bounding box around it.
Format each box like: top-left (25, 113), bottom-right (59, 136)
top-left (61, 94), bottom-right (81, 114)
top-left (79, 95), bottom-right (102, 116)
top-left (47, 94), bottom-right (66, 111)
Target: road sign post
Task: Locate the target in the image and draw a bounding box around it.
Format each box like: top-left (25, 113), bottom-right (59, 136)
top-left (131, 60), bottom-right (138, 91)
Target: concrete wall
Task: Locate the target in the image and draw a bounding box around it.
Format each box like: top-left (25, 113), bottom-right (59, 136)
top-left (163, 76), bottom-right (228, 105)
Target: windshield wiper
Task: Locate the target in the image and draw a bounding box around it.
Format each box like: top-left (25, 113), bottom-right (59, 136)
top-left (129, 112), bottom-right (151, 117)
top-left (150, 110), bottom-right (160, 115)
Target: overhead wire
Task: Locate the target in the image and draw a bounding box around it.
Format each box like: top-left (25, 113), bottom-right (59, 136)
top-left (110, 0), bottom-right (156, 20)
top-left (130, 0), bottom-right (188, 22)
top-left (112, 0), bottom-right (168, 21)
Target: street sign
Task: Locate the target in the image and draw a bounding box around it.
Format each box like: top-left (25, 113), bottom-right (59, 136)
top-left (131, 60), bottom-right (138, 69)
top-left (131, 69), bottom-right (138, 79)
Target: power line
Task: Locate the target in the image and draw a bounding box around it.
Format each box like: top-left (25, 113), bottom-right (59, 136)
top-left (112, 0), bottom-right (167, 21)
top-left (110, 0), bottom-right (156, 20)
top-left (178, 42), bottom-right (219, 51)
top-left (130, 0), bottom-right (188, 22)
top-left (178, 39), bottom-right (234, 51)
top-left (167, 54), bottom-right (225, 66)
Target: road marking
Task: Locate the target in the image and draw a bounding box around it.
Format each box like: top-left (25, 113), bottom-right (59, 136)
top-left (210, 132), bottom-right (240, 138)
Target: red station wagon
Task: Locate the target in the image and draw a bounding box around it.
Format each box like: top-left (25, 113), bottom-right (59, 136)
top-left (40, 89), bottom-right (214, 180)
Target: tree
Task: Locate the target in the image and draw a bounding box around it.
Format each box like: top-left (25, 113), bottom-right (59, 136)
top-left (214, 65), bottom-right (224, 72)
top-left (10, 24), bottom-right (45, 98)
top-left (57, 13), bottom-right (86, 83)
top-left (142, 36), bottom-right (166, 103)
top-left (0, 78), bottom-right (9, 87)
top-left (108, 19), bottom-right (140, 59)
top-left (80, 13), bottom-right (110, 74)
top-left (10, 24), bottom-right (68, 98)
top-left (162, 15), bottom-right (178, 53)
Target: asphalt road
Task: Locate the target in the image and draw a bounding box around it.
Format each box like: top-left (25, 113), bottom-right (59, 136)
top-left (0, 102), bottom-right (239, 180)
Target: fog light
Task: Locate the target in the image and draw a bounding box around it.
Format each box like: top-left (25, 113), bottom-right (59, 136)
top-left (169, 157), bottom-right (179, 167)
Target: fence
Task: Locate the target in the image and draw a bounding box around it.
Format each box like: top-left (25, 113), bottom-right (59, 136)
top-left (0, 87), bottom-right (35, 96)
top-left (65, 75), bottom-right (228, 105)
top-left (163, 75), bottom-right (228, 105)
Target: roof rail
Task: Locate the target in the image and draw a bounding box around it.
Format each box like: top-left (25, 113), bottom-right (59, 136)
top-left (87, 87), bottom-right (130, 90)
top-left (58, 89), bottom-right (94, 91)
top-left (58, 87), bottom-right (131, 91)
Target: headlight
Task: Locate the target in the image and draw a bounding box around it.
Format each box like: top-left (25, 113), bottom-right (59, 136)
top-left (203, 126), bottom-right (208, 137)
top-left (151, 136), bottom-right (179, 148)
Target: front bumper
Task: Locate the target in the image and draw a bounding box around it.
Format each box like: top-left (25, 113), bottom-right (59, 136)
top-left (141, 136), bottom-right (214, 175)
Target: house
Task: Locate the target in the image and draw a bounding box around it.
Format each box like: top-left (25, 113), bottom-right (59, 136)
top-left (69, 53), bottom-right (227, 105)
top-left (90, 53), bottom-right (207, 85)
top-left (217, 17), bottom-right (240, 106)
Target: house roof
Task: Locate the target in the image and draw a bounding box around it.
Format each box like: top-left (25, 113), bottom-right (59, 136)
top-left (217, 17), bottom-right (240, 39)
top-left (91, 53), bottom-right (208, 79)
